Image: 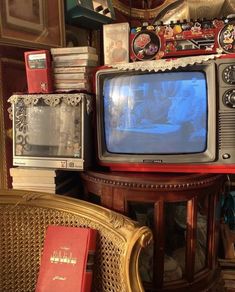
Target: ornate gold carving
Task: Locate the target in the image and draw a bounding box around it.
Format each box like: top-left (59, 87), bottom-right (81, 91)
top-left (139, 227), bottom-right (153, 248)
top-left (112, 0), bottom-right (179, 20)
top-left (108, 212), bottom-right (126, 228)
top-left (113, 0), bottom-right (235, 22)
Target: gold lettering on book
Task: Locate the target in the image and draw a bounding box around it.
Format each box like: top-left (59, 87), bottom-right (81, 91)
top-left (50, 249), bottom-right (77, 265)
top-left (53, 276), bottom-right (67, 281)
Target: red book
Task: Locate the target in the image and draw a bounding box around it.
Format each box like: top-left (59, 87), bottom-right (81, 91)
top-left (35, 225), bottom-right (97, 292)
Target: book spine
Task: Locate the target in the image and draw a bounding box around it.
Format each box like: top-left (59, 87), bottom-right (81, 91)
top-left (54, 82), bottom-right (88, 89)
top-left (54, 79), bottom-right (87, 84)
top-left (82, 230), bottom-right (97, 292)
top-left (53, 67), bottom-right (94, 74)
top-left (54, 73), bottom-right (87, 80)
top-left (51, 47), bottom-right (96, 55)
top-left (53, 54), bottom-right (98, 62)
top-left (10, 170), bottom-right (57, 177)
top-left (53, 59), bottom-right (97, 67)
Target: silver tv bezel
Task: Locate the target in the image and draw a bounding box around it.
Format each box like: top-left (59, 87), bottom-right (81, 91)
top-left (96, 63), bottom-right (217, 165)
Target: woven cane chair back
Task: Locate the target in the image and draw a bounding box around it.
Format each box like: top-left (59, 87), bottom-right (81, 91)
top-left (0, 189), bottom-right (152, 292)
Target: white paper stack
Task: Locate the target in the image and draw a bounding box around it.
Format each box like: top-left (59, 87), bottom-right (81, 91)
top-left (10, 167), bottom-right (79, 195)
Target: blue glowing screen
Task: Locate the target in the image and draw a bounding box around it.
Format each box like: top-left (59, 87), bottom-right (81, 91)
top-left (103, 71), bottom-right (208, 154)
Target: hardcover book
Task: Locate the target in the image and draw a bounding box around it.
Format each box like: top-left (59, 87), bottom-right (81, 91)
top-left (36, 225), bottom-right (97, 292)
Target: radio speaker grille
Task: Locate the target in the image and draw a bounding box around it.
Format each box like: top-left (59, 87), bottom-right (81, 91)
top-left (218, 111), bottom-right (235, 149)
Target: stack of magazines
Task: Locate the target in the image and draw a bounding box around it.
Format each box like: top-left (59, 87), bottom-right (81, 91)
top-left (51, 46), bottom-right (98, 92)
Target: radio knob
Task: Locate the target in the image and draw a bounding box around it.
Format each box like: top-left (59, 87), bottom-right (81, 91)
top-left (222, 65), bottom-right (235, 84)
top-left (229, 93), bottom-right (235, 104)
top-left (223, 89), bottom-right (235, 107)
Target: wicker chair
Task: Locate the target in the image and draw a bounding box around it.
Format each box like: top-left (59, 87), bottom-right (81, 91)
top-left (0, 188), bottom-right (152, 292)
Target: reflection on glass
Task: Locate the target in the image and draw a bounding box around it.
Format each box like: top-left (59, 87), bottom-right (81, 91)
top-left (130, 198), bottom-right (209, 284)
top-left (165, 200), bottom-right (208, 281)
top-left (129, 202), bottom-right (154, 283)
top-left (164, 202), bottom-right (186, 281)
top-left (14, 100), bottom-right (82, 158)
top-left (195, 195), bottom-right (208, 272)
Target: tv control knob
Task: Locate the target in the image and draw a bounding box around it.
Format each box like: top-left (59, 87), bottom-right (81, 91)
top-left (222, 65), bottom-right (235, 84)
top-left (68, 162), bottom-right (74, 168)
top-left (223, 89), bottom-right (235, 107)
top-left (222, 153), bottom-right (231, 159)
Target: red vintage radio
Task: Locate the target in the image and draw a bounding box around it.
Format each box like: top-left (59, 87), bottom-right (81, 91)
top-left (130, 17), bottom-right (235, 61)
top-left (24, 50), bottom-right (53, 93)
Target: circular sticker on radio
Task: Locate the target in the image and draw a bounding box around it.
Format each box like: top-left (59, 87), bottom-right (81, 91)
top-left (218, 23), bottom-right (235, 53)
top-left (132, 30), bottom-right (160, 61)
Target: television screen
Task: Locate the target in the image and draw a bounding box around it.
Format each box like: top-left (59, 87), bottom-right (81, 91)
top-left (14, 100), bottom-right (82, 158)
top-left (103, 71), bottom-right (208, 154)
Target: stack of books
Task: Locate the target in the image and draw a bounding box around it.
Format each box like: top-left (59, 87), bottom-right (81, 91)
top-left (50, 46), bottom-right (98, 92)
top-left (10, 167), bottom-right (81, 195)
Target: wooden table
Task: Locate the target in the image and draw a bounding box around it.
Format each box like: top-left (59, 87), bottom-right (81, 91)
top-left (81, 171), bottom-right (226, 291)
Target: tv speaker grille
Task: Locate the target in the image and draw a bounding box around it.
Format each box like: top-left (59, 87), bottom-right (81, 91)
top-left (218, 111), bottom-right (235, 149)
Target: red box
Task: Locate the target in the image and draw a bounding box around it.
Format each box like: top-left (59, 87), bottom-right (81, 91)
top-left (130, 18), bottom-right (228, 61)
top-left (24, 50), bottom-right (53, 93)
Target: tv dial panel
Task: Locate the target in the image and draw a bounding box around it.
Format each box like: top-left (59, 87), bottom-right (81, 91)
top-left (223, 89), bottom-right (235, 108)
top-left (130, 17), bottom-right (235, 61)
top-left (222, 65), bottom-right (235, 84)
top-left (222, 64), bottom-right (235, 108)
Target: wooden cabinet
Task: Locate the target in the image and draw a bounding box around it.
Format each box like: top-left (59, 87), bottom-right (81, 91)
top-left (81, 171), bottom-right (226, 291)
top-left (0, 46), bottom-right (27, 188)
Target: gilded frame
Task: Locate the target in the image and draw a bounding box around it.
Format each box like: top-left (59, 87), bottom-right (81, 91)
top-left (112, 0), bottom-right (179, 19)
top-left (1, 0), bottom-right (45, 34)
top-left (0, 0), bottom-right (65, 48)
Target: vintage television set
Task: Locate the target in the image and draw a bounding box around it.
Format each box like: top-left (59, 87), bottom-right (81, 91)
top-left (95, 54), bottom-right (235, 173)
top-left (9, 93), bottom-right (93, 170)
